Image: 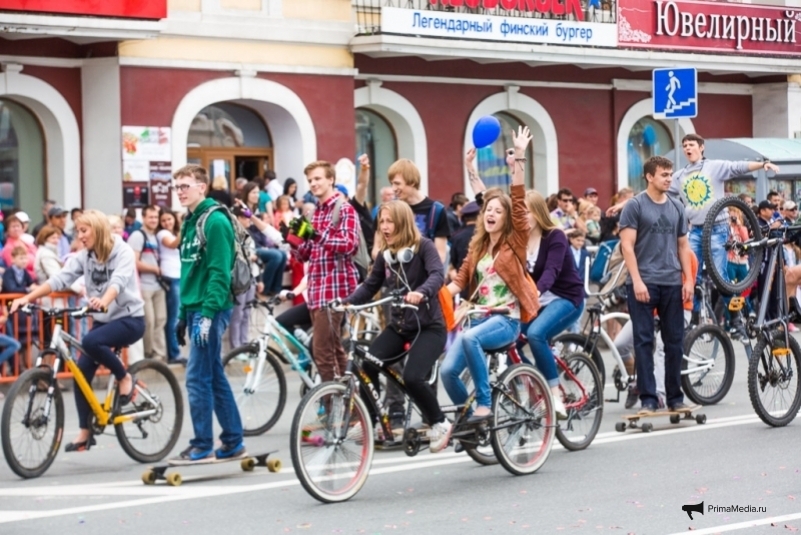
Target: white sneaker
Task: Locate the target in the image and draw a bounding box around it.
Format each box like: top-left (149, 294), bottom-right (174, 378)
top-left (429, 420), bottom-right (453, 453)
top-left (552, 395), bottom-right (568, 421)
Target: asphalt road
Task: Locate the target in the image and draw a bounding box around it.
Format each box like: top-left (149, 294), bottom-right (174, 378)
top-left (1, 335), bottom-right (800, 535)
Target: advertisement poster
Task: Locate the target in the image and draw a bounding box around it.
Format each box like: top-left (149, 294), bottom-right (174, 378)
top-left (122, 126), bottom-right (171, 162)
top-left (123, 182), bottom-right (150, 209)
top-left (149, 162), bottom-right (173, 207)
top-left (123, 160), bottom-right (149, 182)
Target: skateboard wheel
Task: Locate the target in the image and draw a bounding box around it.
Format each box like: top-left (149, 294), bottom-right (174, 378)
top-left (267, 458), bottom-right (282, 473)
top-left (641, 423), bottom-right (653, 433)
top-left (615, 422), bottom-right (626, 433)
top-left (696, 414), bottom-right (707, 424)
top-left (142, 470), bottom-right (157, 485)
top-left (166, 472), bottom-right (182, 487)
top-left (241, 458), bottom-right (256, 472)
top-left (669, 414), bottom-right (680, 424)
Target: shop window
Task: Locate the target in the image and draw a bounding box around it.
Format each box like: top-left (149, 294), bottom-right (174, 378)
top-left (476, 112), bottom-right (534, 190)
top-left (724, 179), bottom-right (756, 200)
top-left (188, 102), bottom-right (272, 148)
top-left (0, 99), bottom-right (45, 216)
top-left (627, 117), bottom-right (673, 193)
top-left (355, 108), bottom-right (398, 208)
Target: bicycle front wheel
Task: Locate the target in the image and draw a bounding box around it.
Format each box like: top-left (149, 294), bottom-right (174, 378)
top-left (681, 324), bottom-right (735, 405)
top-left (223, 344), bottom-right (287, 436)
top-left (290, 382), bottom-right (374, 503)
top-left (115, 359), bottom-right (183, 463)
top-left (555, 353), bottom-right (603, 451)
top-left (701, 196), bottom-right (763, 296)
top-left (1, 368), bottom-right (63, 479)
top-left (748, 332), bottom-right (801, 427)
top-left (491, 364), bottom-right (555, 476)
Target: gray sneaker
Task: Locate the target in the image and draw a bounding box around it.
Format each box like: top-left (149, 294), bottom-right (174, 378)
top-left (624, 386), bottom-right (639, 409)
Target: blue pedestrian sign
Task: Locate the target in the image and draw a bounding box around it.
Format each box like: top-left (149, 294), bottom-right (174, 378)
top-left (652, 68), bottom-right (697, 119)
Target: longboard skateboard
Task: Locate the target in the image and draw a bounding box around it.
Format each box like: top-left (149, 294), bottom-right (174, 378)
top-left (616, 407), bottom-right (706, 433)
top-left (142, 451), bottom-right (281, 486)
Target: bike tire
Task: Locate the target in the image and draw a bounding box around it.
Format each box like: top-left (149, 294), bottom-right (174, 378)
top-left (551, 333), bottom-right (606, 386)
top-left (491, 364), bottom-right (555, 476)
top-left (681, 324), bottom-right (735, 405)
top-left (555, 353), bottom-right (603, 451)
top-left (223, 344), bottom-right (287, 436)
top-left (701, 196), bottom-right (763, 296)
top-left (290, 382), bottom-right (374, 503)
top-left (748, 332), bottom-right (801, 427)
top-left (115, 359), bottom-right (183, 463)
top-left (1, 367), bottom-right (63, 479)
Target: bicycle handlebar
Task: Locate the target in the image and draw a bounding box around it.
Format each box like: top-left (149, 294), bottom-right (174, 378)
top-left (330, 293), bottom-right (420, 313)
top-left (18, 303), bottom-right (106, 317)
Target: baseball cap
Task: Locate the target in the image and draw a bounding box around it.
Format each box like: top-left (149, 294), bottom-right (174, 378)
top-left (461, 201), bottom-right (480, 217)
top-left (47, 205), bottom-right (68, 218)
top-left (335, 184), bottom-right (349, 198)
top-left (15, 211), bottom-right (30, 223)
top-left (784, 201), bottom-right (798, 210)
top-left (584, 187), bottom-right (598, 196)
top-left (758, 200), bottom-right (776, 211)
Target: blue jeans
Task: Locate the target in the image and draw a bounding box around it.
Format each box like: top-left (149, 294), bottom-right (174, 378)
top-left (626, 284), bottom-right (684, 408)
top-left (185, 309), bottom-right (243, 450)
top-left (521, 298), bottom-right (584, 388)
top-left (441, 315), bottom-right (520, 408)
top-left (163, 277), bottom-right (181, 360)
top-left (256, 248), bottom-right (287, 295)
top-left (0, 333), bottom-right (20, 367)
top-left (689, 223), bottom-right (728, 312)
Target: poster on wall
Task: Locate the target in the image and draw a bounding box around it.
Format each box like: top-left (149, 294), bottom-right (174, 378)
top-left (122, 126), bottom-right (171, 162)
top-left (123, 160), bottom-right (149, 182)
top-left (149, 162), bottom-right (172, 207)
top-left (123, 182), bottom-right (150, 209)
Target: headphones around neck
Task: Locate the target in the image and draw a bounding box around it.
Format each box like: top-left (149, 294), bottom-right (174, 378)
top-left (383, 247), bottom-right (414, 265)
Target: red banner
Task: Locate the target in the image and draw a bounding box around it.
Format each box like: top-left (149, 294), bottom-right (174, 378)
top-left (618, 0), bottom-right (801, 56)
top-left (0, 0), bottom-right (166, 19)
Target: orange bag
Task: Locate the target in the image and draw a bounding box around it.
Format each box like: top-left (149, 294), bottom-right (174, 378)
top-left (439, 286), bottom-right (456, 331)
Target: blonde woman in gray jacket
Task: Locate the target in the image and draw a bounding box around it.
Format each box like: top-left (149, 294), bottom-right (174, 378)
top-left (10, 210), bottom-right (146, 453)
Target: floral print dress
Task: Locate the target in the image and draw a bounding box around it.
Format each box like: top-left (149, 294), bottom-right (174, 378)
top-left (475, 252), bottom-right (520, 320)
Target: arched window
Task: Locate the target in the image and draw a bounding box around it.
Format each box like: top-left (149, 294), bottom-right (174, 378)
top-left (0, 99), bottom-right (45, 215)
top-left (476, 112), bottom-right (534, 190)
top-left (188, 102), bottom-right (272, 148)
top-left (627, 117), bottom-right (673, 192)
top-left (355, 108), bottom-right (398, 208)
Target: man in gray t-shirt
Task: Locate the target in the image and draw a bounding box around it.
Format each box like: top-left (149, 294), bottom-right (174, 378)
top-left (620, 156), bottom-right (693, 414)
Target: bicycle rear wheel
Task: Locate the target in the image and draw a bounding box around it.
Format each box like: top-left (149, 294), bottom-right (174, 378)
top-left (748, 332), bottom-right (801, 427)
top-left (115, 359), bottom-right (183, 463)
top-left (223, 344), bottom-right (287, 436)
top-left (551, 333), bottom-right (606, 386)
top-left (1, 368), bottom-right (63, 479)
top-left (491, 364), bottom-right (555, 476)
top-left (290, 382), bottom-right (374, 503)
top-left (681, 324), bottom-right (735, 405)
top-left (555, 353), bottom-right (603, 451)
top-left (701, 196), bottom-right (763, 296)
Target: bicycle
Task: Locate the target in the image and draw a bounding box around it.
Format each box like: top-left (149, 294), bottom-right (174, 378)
top-left (289, 295), bottom-right (556, 503)
top-left (1, 304), bottom-right (183, 479)
top-left (702, 196), bottom-right (801, 426)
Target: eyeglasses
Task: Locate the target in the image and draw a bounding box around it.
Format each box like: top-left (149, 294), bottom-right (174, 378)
top-left (171, 183), bottom-right (203, 192)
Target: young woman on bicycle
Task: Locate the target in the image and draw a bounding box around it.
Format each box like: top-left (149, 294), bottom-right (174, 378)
top-left (522, 190), bottom-right (586, 419)
top-left (10, 210), bottom-right (146, 452)
top-left (343, 200), bottom-right (450, 451)
top-left (441, 126), bottom-right (540, 425)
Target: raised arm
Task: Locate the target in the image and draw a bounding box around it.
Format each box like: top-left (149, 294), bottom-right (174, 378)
top-left (509, 125), bottom-right (531, 188)
top-left (465, 148), bottom-right (487, 196)
top-left (355, 154), bottom-right (370, 205)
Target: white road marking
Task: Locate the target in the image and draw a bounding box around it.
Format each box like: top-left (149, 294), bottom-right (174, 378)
top-left (667, 511), bottom-right (801, 534)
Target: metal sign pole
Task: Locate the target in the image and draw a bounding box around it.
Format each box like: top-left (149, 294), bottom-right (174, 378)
top-left (674, 119), bottom-right (681, 164)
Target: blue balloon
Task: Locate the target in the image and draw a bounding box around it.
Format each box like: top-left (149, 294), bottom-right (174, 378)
top-left (472, 116), bottom-right (502, 149)
top-left (642, 124), bottom-right (657, 146)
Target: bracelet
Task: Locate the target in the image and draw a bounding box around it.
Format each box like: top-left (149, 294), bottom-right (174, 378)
top-left (515, 157), bottom-right (527, 161)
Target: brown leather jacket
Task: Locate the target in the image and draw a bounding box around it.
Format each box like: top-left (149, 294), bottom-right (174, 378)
top-left (452, 184), bottom-right (540, 323)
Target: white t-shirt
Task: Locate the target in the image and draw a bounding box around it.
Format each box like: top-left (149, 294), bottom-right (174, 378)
top-left (20, 233), bottom-right (34, 245)
top-left (267, 180), bottom-right (283, 202)
top-left (157, 229), bottom-right (181, 279)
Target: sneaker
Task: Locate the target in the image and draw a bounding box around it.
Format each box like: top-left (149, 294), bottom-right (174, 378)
top-left (216, 441), bottom-right (246, 460)
top-left (552, 395), bottom-right (568, 421)
top-left (171, 445), bottom-right (214, 464)
top-left (624, 386), bottom-right (639, 409)
top-left (638, 402), bottom-right (658, 415)
top-left (668, 402), bottom-right (696, 412)
top-left (428, 420), bottom-right (453, 453)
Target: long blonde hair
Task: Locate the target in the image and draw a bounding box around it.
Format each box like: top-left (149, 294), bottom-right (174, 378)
top-left (75, 210), bottom-right (115, 264)
top-left (526, 190), bottom-right (559, 233)
top-left (374, 200), bottom-right (421, 253)
top-left (468, 187), bottom-right (513, 264)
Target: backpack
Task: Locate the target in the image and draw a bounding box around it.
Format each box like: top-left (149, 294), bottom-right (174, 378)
top-left (424, 201), bottom-right (446, 240)
top-left (331, 198), bottom-right (371, 277)
top-left (195, 204), bottom-right (255, 296)
top-left (589, 238), bottom-right (619, 284)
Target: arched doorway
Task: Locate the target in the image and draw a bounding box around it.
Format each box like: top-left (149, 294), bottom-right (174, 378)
top-left (627, 116), bottom-right (673, 193)
top-left (187, 102), bottom-right (273, 192)
top-left (475, 112), bottom-right (535, 190)
top-left (0, 99), bottom-right (45, 215)
top-left (355, 107), bottom-right (398, 207)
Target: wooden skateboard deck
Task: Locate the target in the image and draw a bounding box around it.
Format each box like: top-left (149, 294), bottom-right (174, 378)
top-left (142, 450), bottom-right (281, 486)
top-left (616, 407), bottom-right (706, 433)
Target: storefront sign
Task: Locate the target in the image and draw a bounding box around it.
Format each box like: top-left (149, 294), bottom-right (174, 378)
top-left (122, 126), bottom-right (171, 162)
top-left (149, 162), bottom-right (172, 207)
top-left (618, 0), bottom-right (801, 55)
top-left (429, 0), bottom-right (585, 21)
top-left (382, 6), bottom-right (617, 47)
top-left (0, 0), bottom-right (166, 19)
top-left (123, 182), bottom-right (150, 209)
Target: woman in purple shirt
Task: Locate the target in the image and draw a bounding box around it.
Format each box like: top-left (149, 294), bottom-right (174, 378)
top-left (523, 190), bottom-right (586, 419)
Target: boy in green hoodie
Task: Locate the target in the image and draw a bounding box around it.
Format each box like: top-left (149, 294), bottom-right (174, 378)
top-left (171, 164), bottom-right (245, 464)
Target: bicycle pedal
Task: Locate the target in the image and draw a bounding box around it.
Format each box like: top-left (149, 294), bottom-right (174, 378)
top-left (728, 297), bottom-right (746, 312)
top-left (772, 348), bottom-right (790, 358)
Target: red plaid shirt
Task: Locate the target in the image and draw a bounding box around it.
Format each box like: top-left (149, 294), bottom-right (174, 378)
top-left (296, 195), bottom-right (361, 310)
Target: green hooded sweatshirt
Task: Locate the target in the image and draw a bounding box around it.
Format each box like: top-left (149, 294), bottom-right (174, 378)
top-left (179, 197), bottom-right (234, 319)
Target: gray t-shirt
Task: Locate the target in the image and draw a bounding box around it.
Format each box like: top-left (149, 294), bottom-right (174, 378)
top-left (668, 159), bottom-right (751, 226)
top-left (619, 192), bottom-right (688, 286)
top-left (127, 228), bottom-right (161, 291)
